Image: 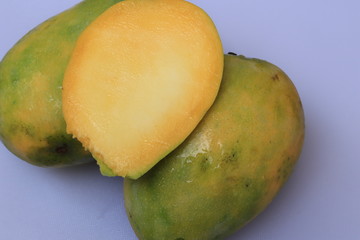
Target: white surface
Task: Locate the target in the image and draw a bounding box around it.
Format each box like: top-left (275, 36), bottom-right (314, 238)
top-left (1, 0), bottom-right (360, 239)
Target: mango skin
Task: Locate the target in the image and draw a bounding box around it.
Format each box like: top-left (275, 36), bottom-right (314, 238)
top-left (124, 54), bottom-right (305, 240)
top-left (0, 0), bottom-right (122, 167)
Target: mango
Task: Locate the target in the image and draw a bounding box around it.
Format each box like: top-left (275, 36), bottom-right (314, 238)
top-left (0, 0), bottom-right (122, 167)
top-left (124, 54), bottom-right (305, 239)
top-left (62, 0), bottom-right (223, 179)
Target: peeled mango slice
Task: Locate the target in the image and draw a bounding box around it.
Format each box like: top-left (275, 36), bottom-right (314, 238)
top-left (124, 54), bottom-right (305, 239)
top-left (62, 0), bottom-right (224, 179)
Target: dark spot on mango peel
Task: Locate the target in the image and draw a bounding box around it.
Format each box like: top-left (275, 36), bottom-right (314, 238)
top-left (24, 134), bottom-right (89, 167)
top-left (222, 152), bottom-right (238, 165)
top-left (55, 143), bottom-right (68, 154)
top-left (272, 74), bottom-right (280, 81)
top-left (244, 178), bottom-right (252, 188)
top-left (200, 156), bottom-right (210, 171)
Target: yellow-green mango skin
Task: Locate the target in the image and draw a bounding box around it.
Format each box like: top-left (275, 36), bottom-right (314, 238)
top-left (124, 54), bottom-right (305, 240)
top-left (0, 0), bottom-right (122, 167)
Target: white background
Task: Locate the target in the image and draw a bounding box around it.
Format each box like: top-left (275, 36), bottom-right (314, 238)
top-left (1, 0), bottom-right (360, 239)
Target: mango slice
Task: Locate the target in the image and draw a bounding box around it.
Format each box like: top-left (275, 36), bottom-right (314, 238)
top-left (62, 0), bottom-right (224, 178)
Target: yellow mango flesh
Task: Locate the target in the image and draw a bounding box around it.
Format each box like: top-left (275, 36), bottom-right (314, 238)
top-left (62, 0), bottom-right (224, 178)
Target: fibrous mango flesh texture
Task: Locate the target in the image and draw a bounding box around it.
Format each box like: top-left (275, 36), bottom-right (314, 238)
top-left (62, 0), bottom-right (224, 179)
top-left (0, 0), bottom-right (122, 167)
top-left (124, 54), bottom-right (305, 239)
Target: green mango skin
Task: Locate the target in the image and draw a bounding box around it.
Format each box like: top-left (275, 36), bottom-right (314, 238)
top-left (0, 0), bottom-right (122, 167)
top-left (124, 55), bottom-right (305, 240)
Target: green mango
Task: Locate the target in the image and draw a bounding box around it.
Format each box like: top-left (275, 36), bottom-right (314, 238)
top-left (124, 54), bottom-right (305, 240)
top-left (0, 0), bottom-right (122, 167)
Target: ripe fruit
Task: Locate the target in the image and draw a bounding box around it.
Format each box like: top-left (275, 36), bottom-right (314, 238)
top-left (0, 0), bottom-right (122, 167)
top-left (62, 0), bottom-right (224, 179)
top-left (124, 54), bottom-right (305, 239)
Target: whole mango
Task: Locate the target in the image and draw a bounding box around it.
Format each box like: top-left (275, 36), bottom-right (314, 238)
top-left (0, 0), bottom-right (122, 167)
top-left (124, 54), bottom-right (305, 239)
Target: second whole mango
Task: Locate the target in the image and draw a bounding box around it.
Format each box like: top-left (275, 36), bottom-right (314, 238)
top-left (124, 54), bottom-right (305, 240)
